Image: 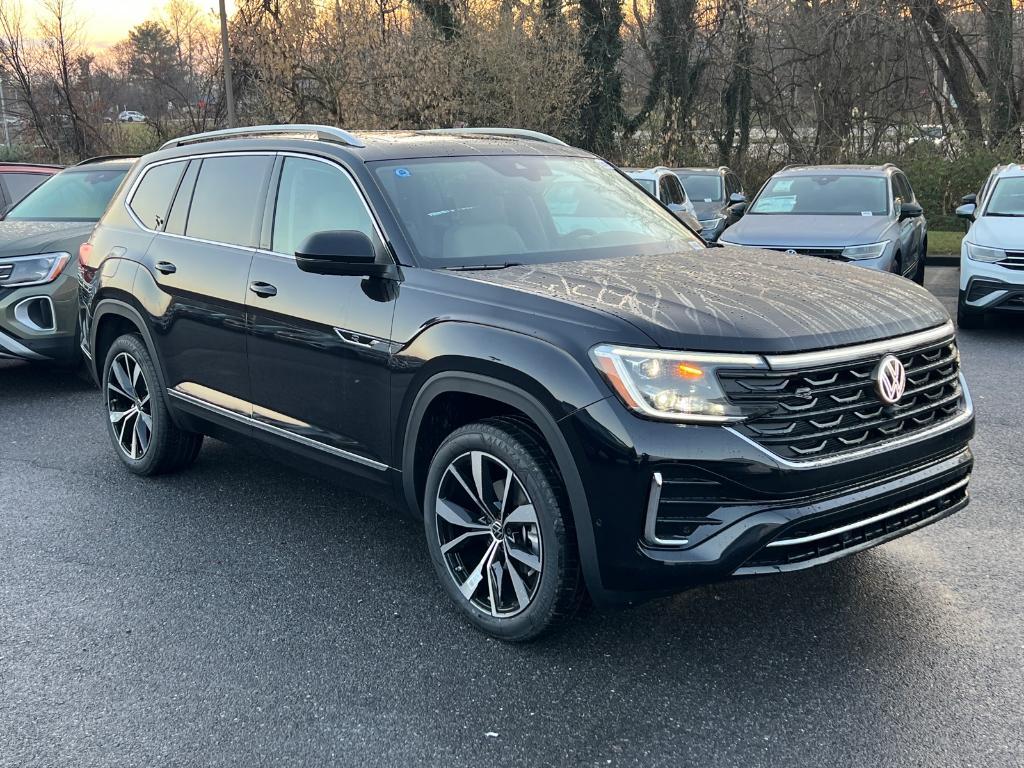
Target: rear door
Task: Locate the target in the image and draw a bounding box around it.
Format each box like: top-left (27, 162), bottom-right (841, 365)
top-left (244, 153), bottom-right (397, 473)
top-left (138, 153), bottom-right (274, 413)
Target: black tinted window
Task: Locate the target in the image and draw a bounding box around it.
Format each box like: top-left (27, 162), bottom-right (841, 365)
top-left (186, 155), bottom-right (272, 247)
top-left (2, 173), bottom-right (49, 205)
top-left (272, 157), bottom-right (379, 255)
top-left (165, 160), bottom-right (199, 235)
top-left (130, 161), bottom-right (186, 230)
top-left (665, 176), bottom-right (685, 205)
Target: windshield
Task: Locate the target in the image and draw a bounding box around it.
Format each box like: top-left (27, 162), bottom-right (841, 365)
top-left (750, 175), bottom-right (889, 216)
top-left (5, 168), bottom-right (128, 222)
top-left (985, 177), bottom-right (1024, 217)
top-left (371, 156), bottom-right (703, 268)
top-left (676, 174), bottom-right (723, 202)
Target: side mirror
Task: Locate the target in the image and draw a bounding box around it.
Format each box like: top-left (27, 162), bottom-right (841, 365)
top-left (295, 230), bottom-right (394, 278)
top-left (899, 201), bottom-right (923, 220)
top-left (955, 203), bottom-right (976, 221)
top-left (728, 201), bottom-right (748, 216)
top-left (960, 193), bottom-right (977, 206)
top-left (729, 192), bottom-right (747, 205)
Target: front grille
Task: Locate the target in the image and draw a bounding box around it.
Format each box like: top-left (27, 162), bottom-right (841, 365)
top-left (768, 246), bottom-right (845, 259)
top-left (1000, 251), bottom-right (1024, 270)
top-left (741, 476), bottom-right (969, 569)
top-left (719, 336), bottom-right (964, 461)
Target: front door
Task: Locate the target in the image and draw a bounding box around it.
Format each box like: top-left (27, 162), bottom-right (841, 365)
top-left (245, 154), bottom-right (398, 472)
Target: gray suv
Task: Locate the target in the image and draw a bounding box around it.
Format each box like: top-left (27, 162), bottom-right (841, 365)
top-left (720, 164), bottom-right (927, 284)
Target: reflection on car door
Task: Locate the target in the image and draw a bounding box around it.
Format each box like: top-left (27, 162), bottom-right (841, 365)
top-left (140, 154), bottom-right (273, 414)
top-left (244, 154), bottom-right (397, 473)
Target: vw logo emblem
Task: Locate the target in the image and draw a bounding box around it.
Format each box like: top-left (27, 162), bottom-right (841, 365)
top-left (784, 249), bottom-right (798, 255)
top-left (874, 354), bottom-right (906, 405)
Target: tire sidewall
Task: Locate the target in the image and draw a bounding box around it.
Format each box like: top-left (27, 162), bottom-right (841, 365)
top-left (102, 334), bottom-right (166, 474)
top-left (423, 426), bottom-right (567, 641)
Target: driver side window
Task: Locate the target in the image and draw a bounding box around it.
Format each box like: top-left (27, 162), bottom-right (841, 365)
top-left (272, 157), bottom-right (381, 256)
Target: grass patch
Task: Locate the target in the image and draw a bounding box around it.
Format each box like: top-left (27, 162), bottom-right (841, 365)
top-left (928, 230), bottom-right (964, 256)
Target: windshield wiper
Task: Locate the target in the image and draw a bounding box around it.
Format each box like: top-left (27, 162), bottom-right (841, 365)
top-left (445, 262), bottom-right (523, 271)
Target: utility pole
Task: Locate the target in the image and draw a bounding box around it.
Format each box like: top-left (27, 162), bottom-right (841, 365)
top-left (0, 76), bottom-right (10, 151)
top-left (219, 0), bottom-right (237, 128)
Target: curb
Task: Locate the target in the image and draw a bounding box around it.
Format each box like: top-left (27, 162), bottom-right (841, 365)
top-left (927, 255), bottom-right (959, 267)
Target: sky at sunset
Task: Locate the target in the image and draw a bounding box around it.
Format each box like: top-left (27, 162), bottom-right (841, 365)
top-left (18, 0), bottom-right (235, 48)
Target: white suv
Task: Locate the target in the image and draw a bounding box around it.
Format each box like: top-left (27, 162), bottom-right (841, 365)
top-left (625, 167), bottom-right (701, 233)
top-left (955, 164), bottom-right (1024, 328)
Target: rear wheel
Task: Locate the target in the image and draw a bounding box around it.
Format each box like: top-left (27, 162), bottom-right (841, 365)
top-left (423, 417), bottom-right (584, 641)
top-left (102, 334), bottom-right (203, 475)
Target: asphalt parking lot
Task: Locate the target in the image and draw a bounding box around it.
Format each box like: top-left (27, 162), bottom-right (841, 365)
top-left (1, 266), bottom-right (1022, 768)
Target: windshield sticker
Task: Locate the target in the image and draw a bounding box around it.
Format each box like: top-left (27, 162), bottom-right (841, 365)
top-left (860, 211), bottom-right (873, 216)
top-left (757, 196), bottom-right (796, 213)
top-left (395, 168), bottom-right (411, 178)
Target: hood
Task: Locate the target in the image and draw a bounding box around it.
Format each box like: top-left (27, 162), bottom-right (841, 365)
top-left (722, 214), bottom-right (895, 248)
top-left (459, 247), bottom-right (949, 353)
top-left (691, 201), bottom-right (726, 221)
top-left (967, 216), bottom-right (1024, 250)
top-left (0, 220), bottom-right (94, 258)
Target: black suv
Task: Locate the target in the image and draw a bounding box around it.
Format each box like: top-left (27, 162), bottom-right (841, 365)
top-left (81, 125), bottom-right (974, 640)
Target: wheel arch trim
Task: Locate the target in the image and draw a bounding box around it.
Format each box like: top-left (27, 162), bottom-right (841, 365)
top-left (401, 371), bottom-right (605, 599)
top-left (89, 298), bottom-right (169, 392)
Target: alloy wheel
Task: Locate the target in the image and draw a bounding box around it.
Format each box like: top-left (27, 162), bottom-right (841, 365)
top-left (106, 351), bottom-right (153, 460)
top-left (435, 450), bottom-right (543, 617)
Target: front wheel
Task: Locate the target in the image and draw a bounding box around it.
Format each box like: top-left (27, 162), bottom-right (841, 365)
top-left (423, 417), bottom-right (585, 641)
top-left (913, 240), bottom-right (927, 285)
top-left (102, 334), bottom-right (203, 475)
top-left (956, 294), bottom-right (985, 330)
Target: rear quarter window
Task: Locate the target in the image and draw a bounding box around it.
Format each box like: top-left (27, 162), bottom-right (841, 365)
top-left (129, 161), bottom-right (187, 231)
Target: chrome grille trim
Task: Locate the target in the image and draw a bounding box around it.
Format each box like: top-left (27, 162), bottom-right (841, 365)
top-left (765, 476), bottom-right (969, 547)
top-left (763, 321), bottom-right (954, 371)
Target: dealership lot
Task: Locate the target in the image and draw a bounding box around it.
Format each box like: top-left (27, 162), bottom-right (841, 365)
top-left (1, 267), bottom-right (1022, 767)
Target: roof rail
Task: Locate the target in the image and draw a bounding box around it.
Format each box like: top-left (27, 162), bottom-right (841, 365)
top-left (75, 155), bottom-right (138, 166)
top-left (422, 127), bottom-right (568, 146)
top-left (160, 124), bottom-right (366, 150)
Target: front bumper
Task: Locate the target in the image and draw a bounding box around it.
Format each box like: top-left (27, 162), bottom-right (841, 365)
top-left (561, 383), bottom-right (974, 605)
top-left (0, 271), bottom-right (80, 363)
top-left (959, 255), bottom-right (1024, 313)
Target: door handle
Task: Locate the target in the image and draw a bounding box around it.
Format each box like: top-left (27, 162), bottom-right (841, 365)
top-left (155, 261), bottom-right (177, 275)
top-left (249, 281), bottom-right (278, 298)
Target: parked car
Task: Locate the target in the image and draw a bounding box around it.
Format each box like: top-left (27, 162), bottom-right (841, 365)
top-left (625, 167), bottom-right (702, 232)
top-left (118, 111), bottom-right (147, 123)
top-left (955, 163), bottom-right (1024, 328)
top-left (720, 164), bottom-right (927, 283)
top-left (0, 157), bottom-right (134, 365)
top-left (0, 162), bottom-right (62, 214)
top-left (670, 166), bottom-right (746, 241)
top-left (80, 126), bottom-right (973, 641)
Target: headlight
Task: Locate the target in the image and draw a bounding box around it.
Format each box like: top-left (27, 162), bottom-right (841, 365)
top-left (966, 243), bottom-right (1006, 263)
top-left (590, 345), bottom-right (765, 423)
top-left (841, 241), bottom-right (889, 260)
top-left (0, 252), bottom-right (71, 288)
top-left (699, 217), bottom-right (725, 231)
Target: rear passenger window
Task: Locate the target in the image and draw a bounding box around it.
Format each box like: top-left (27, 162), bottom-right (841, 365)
top-left (129, 161), bottom-right (186, 230)
top-left (186, 155), bottom-right (272, 247)
top-left (272, 157), bottom-right (379, 256)
top-left (165, 160), bottom-right (199, 236)
top-left (2, 173), bottom-right (49, 206)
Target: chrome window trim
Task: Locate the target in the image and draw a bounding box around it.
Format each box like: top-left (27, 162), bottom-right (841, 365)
top-left (725, 373), bottom-right (973, 469)
top-left (124, 151), bottom-right (395, 266)
top-left (167, 388), bottom-right (389, 471)
top-left (765, 476), bottom-right (969, 548)
top-left (123, 151), bottom-right (277, 240)
top-left (763, 321), bottom-right (955, 370)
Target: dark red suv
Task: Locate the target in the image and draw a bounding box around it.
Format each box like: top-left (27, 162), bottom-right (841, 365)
top-left (0, 162), bottom-right (62, 213)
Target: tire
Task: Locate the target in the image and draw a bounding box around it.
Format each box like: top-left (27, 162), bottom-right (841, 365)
top-left (913, 240), bottom-right (927, 285)
top-left (423, 417), bottom-right (585, 641)
top-left (102, 333), bottom-right (203, 475)
top-left (956, 295), bottom-right (985, 330)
